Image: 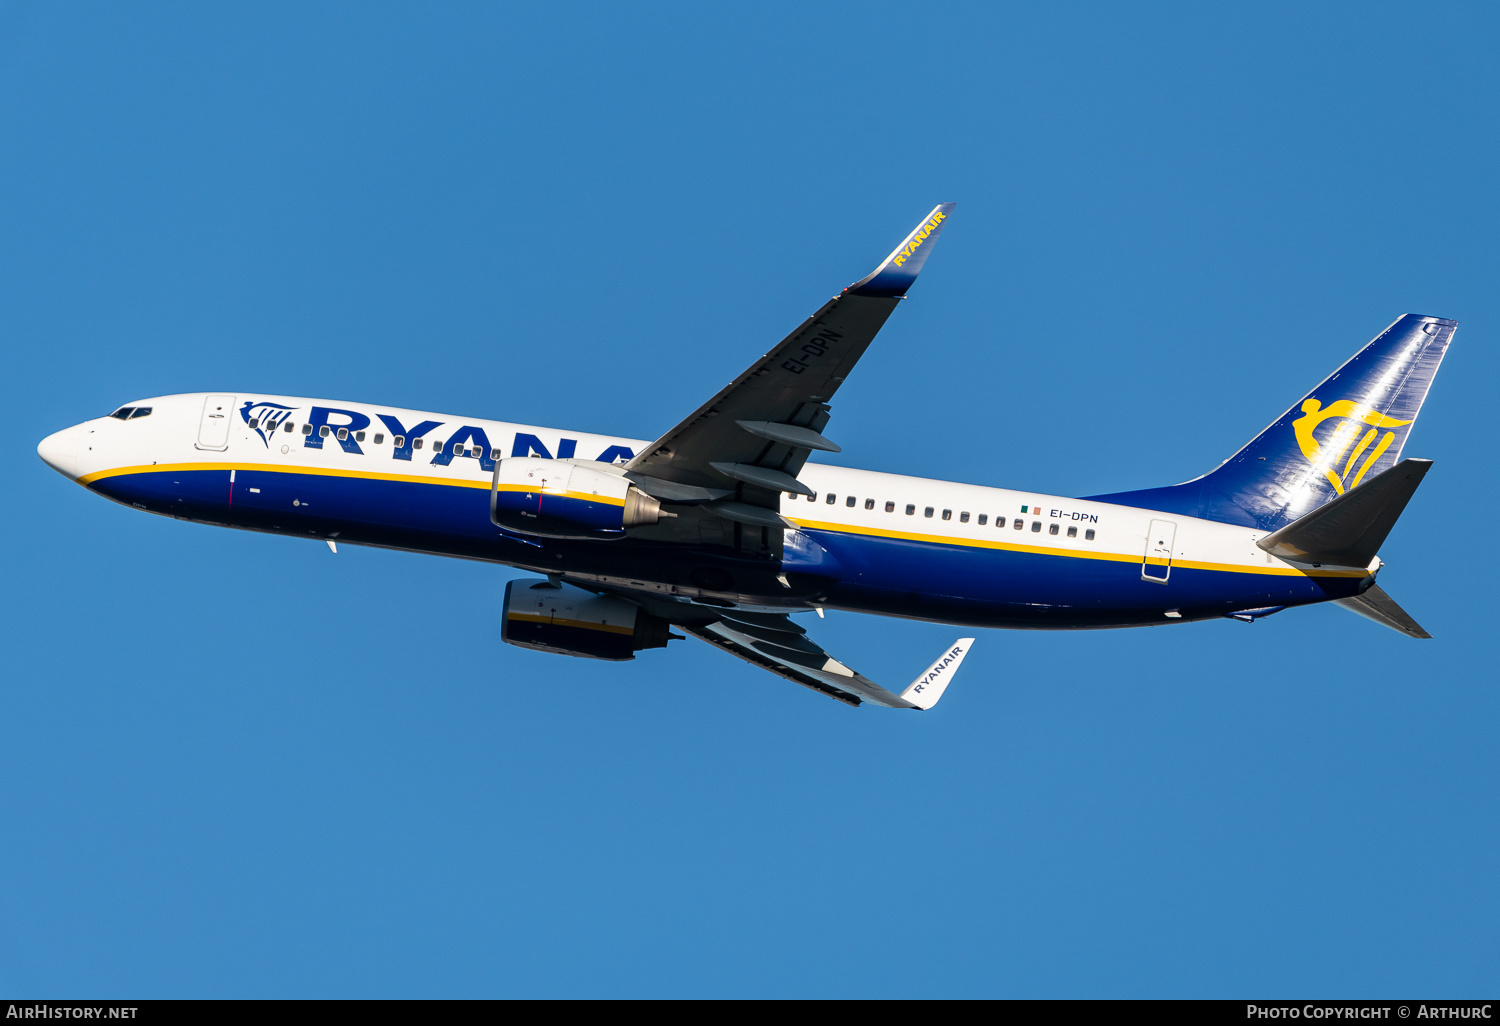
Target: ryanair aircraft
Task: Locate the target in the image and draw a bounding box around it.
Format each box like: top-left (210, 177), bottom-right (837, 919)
top-left (37, 205), bottom-right (1453, 709)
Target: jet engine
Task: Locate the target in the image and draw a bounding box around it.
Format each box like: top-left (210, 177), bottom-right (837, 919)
top-left (501, 578), bottom-right (677, 661)
top-left (490, 457), bottom-right (667, 540)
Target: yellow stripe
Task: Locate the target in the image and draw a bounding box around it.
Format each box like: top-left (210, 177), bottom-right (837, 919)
top-left (80, 461), bottom-right (494, 490)
top-left (80, 463), bottom-right (627, 509)
top-left (784, 517), bottom-right (1366, 579)
top-left (506, 612), bottom-right (634, 635)
top-left (82, 464), bottom-right (1364, 580)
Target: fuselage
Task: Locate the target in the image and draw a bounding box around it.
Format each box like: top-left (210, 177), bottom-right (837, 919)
top-left (37, 392), bottom-right (1370, 629)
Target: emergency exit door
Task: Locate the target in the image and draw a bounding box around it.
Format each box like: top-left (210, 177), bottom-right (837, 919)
top-left (196, 394), bottom-right (236, 451)
top-left (1141, 519), bottom-right (1176, 583)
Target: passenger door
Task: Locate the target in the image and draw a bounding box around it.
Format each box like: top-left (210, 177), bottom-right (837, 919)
top-left (196, 394), bottom-right (236, 451)
top-left (1142, 518), bottom-right (1176, 583)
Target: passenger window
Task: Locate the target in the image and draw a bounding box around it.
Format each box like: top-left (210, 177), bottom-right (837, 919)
top-left (433, 441), bottom-right (444, 453)
top-left (1048, 523), bottom-right (1059, 535)
top-left (1067, 526), bottom-right (1077, 538)
top-left (807, 493), bottom-right (816, 502)
top-left (978, 514), bottom-right (988, 525)
top-left (959, 512), bottom-right (970, 523)
top-left (906, 504), bottom-right (915, 515)
top-left (414, 438), bottom-right (423, 450)
top-left (109, 407), bottom-right (134, 420)
top-left (1013, 519), bottom-right (1023, 530)
top-left (1085, 528), bottom-right (1096, 540)
top-left (319, 425), bottom-right (331, 438)
top-left (865, 499), bottom-right (874, 510)
top-left (924, 507), bottom-right (934, 518)
top-left (355, 431), bottom-right (366, 442)
top-left (248, 418), bottom-right (259, 429)
top-left (302, 424), bottom-right (313, 435)
top-left (787, 492), bottom-right (797, 500)
top-left (336, 427), bottom-right (348, 440)
top-left (826, 493), bottom-right (836, 504)
top-left (393, 435), bottom-right (405, 447)
top-left (374, 433), bottom-right (385, 444)
top-left (284, 422), bottom-right (295, 433)
top-left (130, 407), bottom-right (152, 418)
top-left (941, 509), bottom-right (952, 520)
top-left (1031, 521), bottom-right (1042, 532)
top-left (846, 496), bottom-right (856, 507)
top-left (885, 501), bottom-right (895, 512)
top-left (490, 448), bottom-right (501, 460)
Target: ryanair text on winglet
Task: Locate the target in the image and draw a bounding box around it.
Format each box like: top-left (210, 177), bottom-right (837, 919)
top-left (908, 644), bottom-right (965, 697)
top-left (891, 210), bottom-right (947, 268)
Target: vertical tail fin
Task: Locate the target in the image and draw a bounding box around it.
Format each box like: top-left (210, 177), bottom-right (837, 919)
top-left (1086, 314), bottom-right (1455, 530)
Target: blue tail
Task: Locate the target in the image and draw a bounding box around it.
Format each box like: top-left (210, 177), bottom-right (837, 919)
top-left (1085, 314), bottom-right (1456, 531)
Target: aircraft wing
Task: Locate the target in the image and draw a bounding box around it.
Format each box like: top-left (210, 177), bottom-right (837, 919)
top-left (677, 609), bottom-right (973, 709)
top-left (623, 203), bottom-right (955, 523)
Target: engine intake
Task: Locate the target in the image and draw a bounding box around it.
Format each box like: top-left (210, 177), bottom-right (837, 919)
top-left (501, 579), bottom-right (676, 661)
top-left (491, 457), bottom-right (666, 540)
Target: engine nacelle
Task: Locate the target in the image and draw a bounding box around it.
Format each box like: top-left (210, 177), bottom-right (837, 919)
top-left (490, 457), bottom-right (665, 540)
top-left (501, 579), bottom-right (675, 661)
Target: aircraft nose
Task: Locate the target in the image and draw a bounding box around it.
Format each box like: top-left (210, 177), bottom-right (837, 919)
top-left (37, 425), bottom-right (82, 480)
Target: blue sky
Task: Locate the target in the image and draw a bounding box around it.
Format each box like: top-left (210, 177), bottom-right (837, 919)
top-left (2, 2), bottom-right (1496, 997)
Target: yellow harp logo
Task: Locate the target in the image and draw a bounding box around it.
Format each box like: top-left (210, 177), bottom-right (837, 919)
top-left (1292, 399), bottom-right (1411, 495)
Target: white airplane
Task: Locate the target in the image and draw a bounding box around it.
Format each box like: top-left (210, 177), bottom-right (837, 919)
top-left (37, 204), bottom-right (1451, 709)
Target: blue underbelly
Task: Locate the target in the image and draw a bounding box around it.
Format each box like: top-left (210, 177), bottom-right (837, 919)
top-left (800, 527), bottom-right (1355, 627)
top-left (89, 468), bottom-right (1358, 628)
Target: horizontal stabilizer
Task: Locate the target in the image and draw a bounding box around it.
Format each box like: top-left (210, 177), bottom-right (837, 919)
top-left (1257, 458), bottom-right (1431, 567)
top-left (1333, 584), bottom-right (1431, 639)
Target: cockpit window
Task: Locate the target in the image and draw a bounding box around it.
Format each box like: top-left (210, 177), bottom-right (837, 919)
top-left (129, 407), bottom-right (152, 419)
top-left (110, 407), bottom-right (135, 420)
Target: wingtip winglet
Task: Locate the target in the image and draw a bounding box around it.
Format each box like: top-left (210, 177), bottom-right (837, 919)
top-left (846, 202), bottom-right (956, 298)
top-left (899, 637), bottom-right (974, 710)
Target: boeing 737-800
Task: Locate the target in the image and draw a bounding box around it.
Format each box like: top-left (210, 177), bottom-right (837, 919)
top-left (36, 205), bottom-right (1451, 709)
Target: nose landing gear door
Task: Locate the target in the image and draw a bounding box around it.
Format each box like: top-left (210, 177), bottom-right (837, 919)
top-left (1142, 518), bottom-right (1176, 583)
top-left (196, 395), bottom-right (236, 451)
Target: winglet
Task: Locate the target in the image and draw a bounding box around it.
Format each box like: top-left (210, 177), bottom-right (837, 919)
top-left (899, 638), bottom-right (974, 710)
top-left (846, 203), bottom-right (956, 298)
